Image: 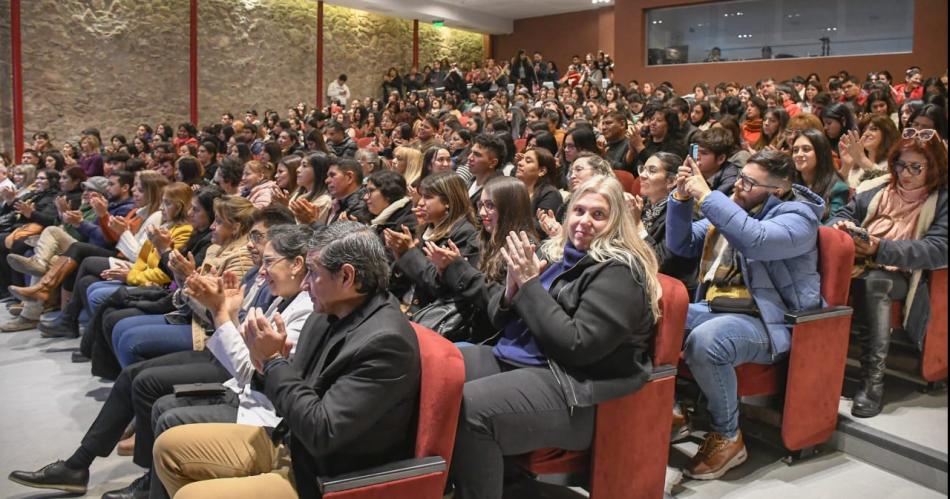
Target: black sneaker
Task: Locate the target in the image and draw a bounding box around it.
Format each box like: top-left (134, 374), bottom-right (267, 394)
top-left (8, 460), bottom-right (89, 494)
top-left (102, 472), bottom-right (150, 499)
top-left (39, 318), bottom-right (79, 338)
top-left (71, 351), bottom-right (90, 363)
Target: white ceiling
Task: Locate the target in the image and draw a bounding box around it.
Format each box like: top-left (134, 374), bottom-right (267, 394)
top-left (326, 0), bottom-right (612, 34)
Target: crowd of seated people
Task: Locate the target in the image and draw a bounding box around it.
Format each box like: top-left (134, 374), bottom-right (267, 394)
top-left (0, 52), bottom-right (947, 498)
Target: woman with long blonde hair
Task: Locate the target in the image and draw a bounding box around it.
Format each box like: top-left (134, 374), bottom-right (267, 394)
top-left (393, 146), bottom-right (424, 186)
top-left (447, 175), bottom-right (661, 498)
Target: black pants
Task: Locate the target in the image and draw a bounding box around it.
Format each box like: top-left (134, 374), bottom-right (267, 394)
top-left (0, 230), bottom-right (31, 290)
top-left (78, 349), bottom-right (230, 469)
top-left (449, 346), bottom-right (595, 499)
top-left (64, 256), bottom-right (111, 323)
top-left (62, 242), bottom-right (115, 291)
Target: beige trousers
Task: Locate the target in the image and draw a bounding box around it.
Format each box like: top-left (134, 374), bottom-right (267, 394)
top-left (153, 423), bottom-right (296, 499)
top-left (34, 225), bottom-right (78, 268)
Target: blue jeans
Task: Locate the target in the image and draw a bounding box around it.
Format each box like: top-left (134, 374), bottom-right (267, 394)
top-left (111, 314), bottom-right (194, 368)
top-left (85, 280), bottom-right (126, 318)
top-left (683, 302), bottom-right (778, 438)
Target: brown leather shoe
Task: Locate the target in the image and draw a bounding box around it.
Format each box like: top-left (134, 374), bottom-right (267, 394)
top-left (685, 431), bottom-right (747, 480)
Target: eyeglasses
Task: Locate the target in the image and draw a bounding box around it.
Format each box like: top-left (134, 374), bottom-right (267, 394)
top-left (902, 128), bottom-right (937, 142)
top-left (476, 200), bottom-right (496, 212)
top-left (261, 256), bottom-right (287, 270)
top-left (249, 230), bottom-right (266, 244)
top-left (637, 164), bottom-right (662, 177)
top-left (736, 172), bottom-right (783, 192)
top-left (563, 143), bottom-right (577, 151)
top-left (570, 165), bottom-right (591, 175)
top-left (893, 159), bottom-right (927, 176)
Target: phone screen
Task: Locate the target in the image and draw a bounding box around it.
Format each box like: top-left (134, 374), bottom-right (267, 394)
top-left (690, 144), bottom-right (699, 161)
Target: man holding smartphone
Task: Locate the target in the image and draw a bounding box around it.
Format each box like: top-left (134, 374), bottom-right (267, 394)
top-left (666, 149), bottom-right (823, 480)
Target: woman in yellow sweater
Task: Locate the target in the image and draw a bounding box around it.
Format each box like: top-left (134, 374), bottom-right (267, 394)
top-left (82, 182), bottom-right (193, 316)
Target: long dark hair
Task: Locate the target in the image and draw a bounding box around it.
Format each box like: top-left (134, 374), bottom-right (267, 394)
top-left (479, 176), bottom-right (536, 282)
top-left (793, 128), bottom-right (843, 219)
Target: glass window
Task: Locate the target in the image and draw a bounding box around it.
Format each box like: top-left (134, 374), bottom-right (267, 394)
top-left (646, 0), bottom-right (914, 66)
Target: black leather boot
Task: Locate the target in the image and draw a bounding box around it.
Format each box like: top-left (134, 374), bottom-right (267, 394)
top-left (852, 279), bottom-right (893, 418)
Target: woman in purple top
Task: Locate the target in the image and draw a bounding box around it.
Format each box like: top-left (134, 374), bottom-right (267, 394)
top-left (439, 175), bottom-right (662, 499)
top-left (77, 134), bottom-right (104, 177)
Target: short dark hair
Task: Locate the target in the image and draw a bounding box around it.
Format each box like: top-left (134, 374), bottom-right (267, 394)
top-left (218, 158), bottom-right (244, 186)
top-left (669, 97), bottom-right (690, 115)
top-left (105, 151), bottom-right (130, 164)
top-left (125, 158), bottom-right (147, 173)
top-left (110, 169), bottom-right (135, 189)
top-left (326, 121), bottom-right (346, 134)
top-left (747, 149), bottom-right (794, 186)
top-left (473, 133), bottom-right (506, 167)
top-left (331, 158), bottom-right (364, 185)
top-left (367, 169), bottom-right (408, 204)
top-left (252, 203), bottom-right (295, 227)
top-left (695, 127), bottom-right (735, 158)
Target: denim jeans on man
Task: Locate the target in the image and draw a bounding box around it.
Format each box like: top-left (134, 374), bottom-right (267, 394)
top-left (682, 302), bottom-right (787, 438)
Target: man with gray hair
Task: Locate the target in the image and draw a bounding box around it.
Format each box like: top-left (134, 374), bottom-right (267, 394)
top-left (153, 221), bottom-right (421, 499)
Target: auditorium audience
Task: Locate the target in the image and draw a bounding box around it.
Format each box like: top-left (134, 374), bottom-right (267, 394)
top-left (2, 52), bottom-right (948, 499)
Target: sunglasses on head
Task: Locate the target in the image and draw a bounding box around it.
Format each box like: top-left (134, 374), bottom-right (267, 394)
top-left (902, 128), bottom-right (937, 142)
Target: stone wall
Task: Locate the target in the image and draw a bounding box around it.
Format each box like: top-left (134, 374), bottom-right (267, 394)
top-left (20, 0), bottom-right (190, 147)
top-left (7, 1), bottom-right (484, 146)
top-left (418, 24), bottom-right (485, 70)
top-left (198, 0), bottom-right (317, 123)
top-left (324, 5), bottom-right (413, 105)
top-left (0, 0), bottom-right (14, 157)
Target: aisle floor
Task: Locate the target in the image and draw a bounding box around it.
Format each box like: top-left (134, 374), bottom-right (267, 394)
top-left (0, 306), bottom-right (943, 499)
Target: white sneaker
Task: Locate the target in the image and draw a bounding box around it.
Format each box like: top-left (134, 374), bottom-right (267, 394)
top-left (665, 466), bottom-right (683, 493)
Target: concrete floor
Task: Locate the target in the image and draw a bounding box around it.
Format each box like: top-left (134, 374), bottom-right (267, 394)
top-left (0, 309), bottom-right (143, 499)
top-left (0, 304), bottom-right (944, 499)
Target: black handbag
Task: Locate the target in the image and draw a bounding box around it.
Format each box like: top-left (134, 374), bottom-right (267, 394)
top-left (709, 296), bottom-right (759, 316)
top-left (409, 299), bottom-right (473, 343)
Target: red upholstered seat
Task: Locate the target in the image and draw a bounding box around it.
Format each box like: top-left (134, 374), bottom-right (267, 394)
top-left (888, 268), bottom-right (948, 382)
top-left (680, 227), bottom-right (855, 451)
top-left (516, 274), bottom-right (689, 499)
top-left (613, 170), bottom-right (640, 197)
top-left (737, 227), bottom-right (855, 450)
top-left (356, 137), bottom-right (375, 149)
top-left (321, 324), bottom-right (465, 499)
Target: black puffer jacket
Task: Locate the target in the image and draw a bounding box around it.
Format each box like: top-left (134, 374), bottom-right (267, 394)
top-left (446, 252), bottom-right (656, 407)
top-left (392, 218), bottom-right (479, 312)
top-left (0, 187), bottom-right (61, 228)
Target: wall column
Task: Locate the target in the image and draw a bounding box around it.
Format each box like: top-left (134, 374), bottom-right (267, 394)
top-left (11, 0), bottom-right (23, 160)
top-left (412, 20), bottom-right (419, 68)
top-left (189, 0), bottom-right (198, 124)
top-left (317, 1), bottom-right (324, 110)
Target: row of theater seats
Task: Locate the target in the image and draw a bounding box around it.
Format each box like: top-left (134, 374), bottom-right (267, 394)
top-left (316, 228), bottom-right (947, 499)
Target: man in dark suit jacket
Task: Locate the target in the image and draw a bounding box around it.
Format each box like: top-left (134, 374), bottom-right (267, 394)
top-left (153, 222), bottom-right (420, 499)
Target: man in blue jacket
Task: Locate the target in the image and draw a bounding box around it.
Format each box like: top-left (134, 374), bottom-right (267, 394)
top-left (666, 150), bottom-right (823, 480)
top-left (74, 170), bottom-right (135, 247)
